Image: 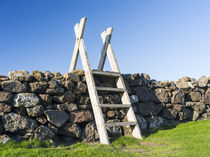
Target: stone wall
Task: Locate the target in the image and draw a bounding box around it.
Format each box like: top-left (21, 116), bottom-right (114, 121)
top-left (0, 70), bottom-right (209, 144)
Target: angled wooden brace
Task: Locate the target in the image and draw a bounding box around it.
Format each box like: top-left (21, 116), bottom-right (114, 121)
top-left (69, 17), bottom-right (87, 72)
top-left (98, 27), bottom-right (143, 140)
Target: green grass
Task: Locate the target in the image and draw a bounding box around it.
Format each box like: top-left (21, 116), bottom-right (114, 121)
top-left (0, 120), bottom-right (209, 157)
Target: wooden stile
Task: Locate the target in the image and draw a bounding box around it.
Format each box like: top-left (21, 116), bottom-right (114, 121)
top-left (69, 17), bottom-right (142, 144)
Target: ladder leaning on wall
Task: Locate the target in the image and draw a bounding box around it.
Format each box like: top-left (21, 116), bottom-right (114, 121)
top-left (69, 17), bottom-right (143, 145)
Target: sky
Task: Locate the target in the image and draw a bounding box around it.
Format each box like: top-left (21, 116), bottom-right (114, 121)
top-left (0, 0), bottom-right (210, 81)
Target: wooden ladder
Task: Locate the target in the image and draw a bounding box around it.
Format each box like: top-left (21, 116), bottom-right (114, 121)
top-left (69, 17), bottom-right (142, 145)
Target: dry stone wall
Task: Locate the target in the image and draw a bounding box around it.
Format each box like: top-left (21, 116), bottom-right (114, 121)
top-left (0, 70), bottom-right (209, 144)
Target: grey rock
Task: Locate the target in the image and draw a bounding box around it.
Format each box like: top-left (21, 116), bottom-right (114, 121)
top-left (192, 111), bottom-right (199, 121)
top-left (136, 102), bottom-right (164, 116)
top-left (0, 103), bottom-right (12, 115)
top-left (60, 122), bottom-right (81, 138)
top-left (70, 110), bottom-right (93, 123)
top-left (129, 95), bottom-right (139, 104)
top-left (30, 125), bottom-right (54, 140)
top-left (74, 82), bottom-right (87, 94)
top-left (13, 93), bottom-right (40, 108)
top-left (36, 116), bottom-right (47, 125)
top-left (0, 135), bottom-right (11, 144)
top-left (64, 73), bottom-right (80, 83)
top-left (46, 88), bottom-right (64, 95)
top-left (44, 110), bottom-right (69, 127)
top-left (2, 113), bottom-right (38, 133)
top-left (203, 89), bottom-right (210, 105)
top-left (29, 82), bottom-right (48, 93)
top-left (134, 86), bottom-right (154, 102)
top-left (136, 115), bottom-right (147, 130)
top-left (148, 116), bottom-right (167, 129)
top-left (162, 108), bottom-right (177, 120)
top-left (185, 102), bottom-right (206, 113)
top-left (176, 82), bottom-right (194, 89)
top-left (154, 88), bottom-right (169, 103)
top-left (81, 121), bottom-right (99, 142)
top-left (171, 90), bottom-right (185, 104)
top-left (53, 91), bottom-right (75, 103)
top-left (0, 92), bottom-right (13, 103)
top-left (8, 70), bottom-right (32, 82)
top-left (189, 91), bottom-right (201, 102)
top-left (38, 94), bottom-right (52, 106)
top-left (106, 119), bottom-right (122, 136)
top-left (26, 105), bottom-right (44, 117)
top-left (179, 108), bottom-right (192, 121)
top-left (2, 80), bottom-right (27, 93)
top-left (198, 76), bottom-right (208, 87)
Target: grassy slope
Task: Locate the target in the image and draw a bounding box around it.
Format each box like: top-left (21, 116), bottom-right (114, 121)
top-left (0, 120), bottom-right (209, 157)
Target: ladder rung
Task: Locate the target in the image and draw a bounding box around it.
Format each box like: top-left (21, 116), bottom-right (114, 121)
top-left (96, 87), bottom-right (125, 92)
top-left (105, 122), bottom-right (137, 127)
top-left (92, 70), bottom-right (121, 77)
top-left (99, 104), bottom-right (131, 108)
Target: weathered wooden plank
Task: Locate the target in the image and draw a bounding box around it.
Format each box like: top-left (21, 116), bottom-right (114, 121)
top-left (96, 87), bottom-right (125, 92)
top-left (92, 70), bottom-right (121, 77)
top-left (99, 104), bottom-right (131, 108)
top-left (105, 122), bottom-right (137, 127)
top-left (69, 17), bottom-right (87, 72)
top-left (97, 27), bottom-right (113, 71)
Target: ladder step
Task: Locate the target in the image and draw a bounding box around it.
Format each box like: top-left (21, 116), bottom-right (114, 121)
top-left (96, 87), bottom-right (125, 92)
top-left (99, 104), bottom-right (131, 108)
top-left (92, 70), bottom-right (121, 77)
top-left (105, 121), bottom-right (137, 127)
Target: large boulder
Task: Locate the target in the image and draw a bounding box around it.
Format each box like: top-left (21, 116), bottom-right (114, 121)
top-left (30, 125), bottom-right (54, 140)
top-left (0, 92), bottom-right (13, 103)
top-left (134, 86), bottom-right (154, 102)
top-left (2, 113), bottom-right (38, 133)
top-left (26, 105), bottom-right (44, 117)
top-left (136, 102), bottom-right (164, 116)
top-left (70, 110), bottom-right (93, 123)
top-left (2, 80), bottom-right (27, 93)
top-left (44, 110), bottom-right (69, 127)
top-left (8, 70), bottom-right (32, 82)
top-left (154, 88), bottom-right (169, 103)
top-left (60, 122), bottom-right (81, 138)
top-left (171, 90), bottom-right (185, 104)
top-left (12, 93), bottom-right (40, 108)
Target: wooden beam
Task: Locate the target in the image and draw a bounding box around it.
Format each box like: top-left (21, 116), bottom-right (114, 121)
top-left (69, 17), bottom-right (87, 72)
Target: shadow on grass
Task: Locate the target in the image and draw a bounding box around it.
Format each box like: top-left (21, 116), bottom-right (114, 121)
top-left (142, 125), bottom-right (176, 138)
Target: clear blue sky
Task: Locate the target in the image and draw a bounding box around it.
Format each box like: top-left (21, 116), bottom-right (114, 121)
top-left (0, 0), bottom-right (210, 81)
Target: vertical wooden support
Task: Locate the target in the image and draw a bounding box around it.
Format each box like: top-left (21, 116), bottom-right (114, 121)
top-left (69, 17), bottom-right (87, 72)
